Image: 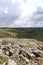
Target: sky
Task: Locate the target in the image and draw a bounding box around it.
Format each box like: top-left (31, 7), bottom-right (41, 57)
top-left (0, 0), bottom-right (43, 27)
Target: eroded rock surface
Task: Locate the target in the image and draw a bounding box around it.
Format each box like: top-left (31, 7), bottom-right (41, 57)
top-left (0, 38), bottom-right (43, 65)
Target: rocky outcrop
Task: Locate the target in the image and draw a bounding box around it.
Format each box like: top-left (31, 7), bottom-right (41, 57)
top-left (0, 38), bottom-right (43, 65)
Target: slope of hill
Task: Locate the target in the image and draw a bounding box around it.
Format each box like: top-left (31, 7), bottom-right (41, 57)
top-left (0, 29), bottom-right (15, 38)
top-left (0, 28), bottom-right (43, 41)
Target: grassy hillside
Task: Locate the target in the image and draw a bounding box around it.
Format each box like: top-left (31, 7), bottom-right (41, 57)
top-left (0, 29), bottom-right (16, 38)
top-left (0, 28), bottom-right (43, 41)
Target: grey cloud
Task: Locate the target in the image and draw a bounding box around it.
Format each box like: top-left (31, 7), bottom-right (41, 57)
top-left (0, 0), bottom-right (21, 27)
top-left (10, 6), bottom-right (43, 27)
top-left (0, 13), bottom-right (20, 27)
top-left (0, 0), bottom-right (21, 14)
top-left (30, 7), bottom-right (43, 27)
top-left (0, 0), bottom-right (43, 27)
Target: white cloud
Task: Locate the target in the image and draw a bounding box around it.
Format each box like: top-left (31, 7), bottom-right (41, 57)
top-left (11, 0), bottom-right (17, 4)
top-left (19, 0), bottom-right (43, 18)
top-left (4, 7), bottom-right (8, 14)
top-left (9, 18), bottom-right (34, 27)
top-left (9, 0), bottom-right (43, 27)
top-left (0, 0), bottom-right (43, 27)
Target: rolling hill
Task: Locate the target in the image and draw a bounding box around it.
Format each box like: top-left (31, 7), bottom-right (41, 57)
top-left (0, 28), bottom-right (43, 41)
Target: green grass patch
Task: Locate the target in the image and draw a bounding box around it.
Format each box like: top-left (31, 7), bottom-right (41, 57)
top-left (0, 56), bottom-right (8, 64)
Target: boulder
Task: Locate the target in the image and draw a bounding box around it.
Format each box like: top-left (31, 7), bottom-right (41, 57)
top-left (32, 51), bottom-right (41, 57)
top-left (18, 50), bottom-right (31, 59)
top-left (6, 59), bottom-right (17, 65)
top-left (5, 51), bottom-right (13, 57)
top-left (2, 46), bottom-right (10, 51)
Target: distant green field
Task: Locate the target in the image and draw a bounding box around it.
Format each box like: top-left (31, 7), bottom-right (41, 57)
top-left (0, 28), bottom-right (43, 41)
